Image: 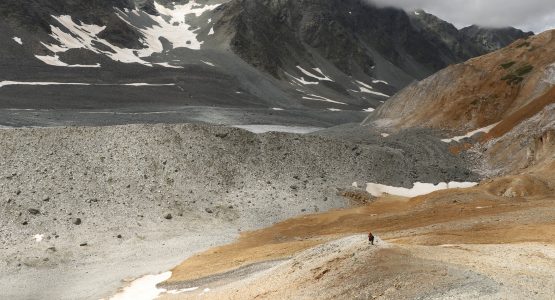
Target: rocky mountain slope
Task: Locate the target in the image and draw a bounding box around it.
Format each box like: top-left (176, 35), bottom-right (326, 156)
top-left (461, 25), bottom-right (534, 52)
top-left (0, 0), bottom-right (530, 119)
top-left (366, 30), bottom-right (554, 132)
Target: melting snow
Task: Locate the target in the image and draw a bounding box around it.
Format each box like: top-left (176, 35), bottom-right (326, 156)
top-left (355, 80), bottom-right (390, 98)
top-left (363, 107), bottom-right (375, 112)
top-left (154, 62), bottom-right (183, 69)
top-left (302, 94), bottom-right (347, 105)
top-left (365, 182), bottom-right (478, 198)
top-left (296, 66), bottom-right (332, 81)
top-left (119, 1), bottom-right (220, 54)
top-left (441, 122), bottom-right (500, 143)
top-left (0, 81), bottom-right (90, 88)
top-left (33, 234), bottom-right (44, 242)
top-left (372, 79), bottom-right (389, 85)
top-left (108, 272), bottom-right (171, 300)
top-left (208, 27), bottom-right (215, 35)
top-left (41, 15), bottom-right (149, 66)
top-left (285, 72), bottom-right (319, 85)
top-left (201, 60), bottom-right (215, 67)
top-left (38, 1), bottom-right (220, 67)
top-left (122, 83), bottom-right (175, 86)
top-left (232, 125), bottom-right (322, 134)
top-left (0, 81), bottom-right (175, 88)
top-left (35, 54), bottom-right (101, 68)
top-left (12, 37), bottom-right (23, 45)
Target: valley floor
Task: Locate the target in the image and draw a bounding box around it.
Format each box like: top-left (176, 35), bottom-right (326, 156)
top-left (156, 184), bottom-right (555, 299)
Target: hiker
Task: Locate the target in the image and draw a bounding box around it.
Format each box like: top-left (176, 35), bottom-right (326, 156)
top-left (368, 232), bottom-right (375, 245)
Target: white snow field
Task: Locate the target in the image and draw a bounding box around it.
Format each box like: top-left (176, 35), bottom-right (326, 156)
top-left (107, 272), bottom-right (172, 300)
top-left (232, 125), bottom-right (323, 134)
top-left (365, 181), bottom-right (478, 198)
top-left (36, 1), bottom-right (220, 67)
top-left (441, 122), bottom-right (501, 143)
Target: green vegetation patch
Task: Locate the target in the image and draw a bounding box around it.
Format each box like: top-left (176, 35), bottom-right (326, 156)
top-left (501, 64), bottom-right (533, 85)
top-left (515, 64), bottom-right (534, 76)
top-left (501, 74), bottom-right (524, 85)
top-left (500, 61), bottom-right (516, 69)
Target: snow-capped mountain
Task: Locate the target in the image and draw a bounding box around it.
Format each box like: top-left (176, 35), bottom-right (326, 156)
top-left (0, 0), bottom-right (531, 115)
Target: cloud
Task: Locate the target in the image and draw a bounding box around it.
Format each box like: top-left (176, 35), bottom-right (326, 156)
top-left (368, 0), bottom-right (555, 33)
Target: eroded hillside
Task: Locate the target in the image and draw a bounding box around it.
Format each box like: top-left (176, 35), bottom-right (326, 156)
top-left (367, 30), bottom-right (555, 133)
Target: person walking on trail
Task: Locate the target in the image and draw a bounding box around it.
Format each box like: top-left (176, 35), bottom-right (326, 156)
top-left (368, 232), bottom-right (375, 245)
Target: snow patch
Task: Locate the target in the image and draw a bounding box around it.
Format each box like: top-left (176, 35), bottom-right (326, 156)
top-left (108, 272), bottom-right (171, 300)
top-left (441, 122), bottom-right (500, 143)
top-left (372, 79), bottom-right (389, 85)
top-left (0, 81), bottom-right (90, 88)
top-left (285, 72), bottom-right (319, 85)
top-left (118, 1), bottom-right (221, 54)
top-left (365, 182), bottom-right (478, 198)
top-left (201, 60), bottom-right (215, 67)
top-left (354, 80), bottom-right (390, 98)
top-left (0, 81), bottom-right (175, 88)
top-left (296, 66), bottom-right (332, 81)
top-left (302, 94), bottom-right (347, 105)
top-left (363, 107), bottom-right (375, 112)
top-left (271, 108), bottom-right (284, 111)
top-left (33, 234), bottom-right (44, 242)
top-left (38, 1), bottom-right (220, 67)
top-left (12, 37), bottom-right (23, 45)
top-left (155, 62), bottom-right (183, 69)
top-left (122, 83), bottom-right (175, 87)
top-left (41, 15), bottom-right (148, 66)
top-left (232, 125), bottom-right (322, 134)
top-left (35, 54), bottom-right (100, 68)
top-left (327, 108), bottom-right (342, 111)
top-left (381, 133), bottom-right (390, 138)
top-left (208, 27), bottom-right (215, 35)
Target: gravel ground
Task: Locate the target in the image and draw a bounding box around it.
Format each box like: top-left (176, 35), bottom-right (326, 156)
top-left (0, 123), bottom-right (477, 299)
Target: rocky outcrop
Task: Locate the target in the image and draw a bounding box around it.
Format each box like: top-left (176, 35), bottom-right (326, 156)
top-left (461, 25), bottom-right (534, 53)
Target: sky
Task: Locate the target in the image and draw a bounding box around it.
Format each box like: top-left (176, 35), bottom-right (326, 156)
top-left (369, 0), bottom-right (555, 33)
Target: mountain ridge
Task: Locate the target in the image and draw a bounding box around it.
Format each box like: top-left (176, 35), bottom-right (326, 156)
top-left (0, 0), bottom-right (532, 116)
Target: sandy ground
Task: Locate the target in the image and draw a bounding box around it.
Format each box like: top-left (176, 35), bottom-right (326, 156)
top-left (164, 238), bottom-right (555, 300)
top-left (1, 227), bottom-right (236, 300)
top-left (157, 174), bottom-right (555, 299)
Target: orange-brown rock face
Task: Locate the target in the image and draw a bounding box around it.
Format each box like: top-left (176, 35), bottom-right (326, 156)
top-left (367, 30), bottom-right (555, 133)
